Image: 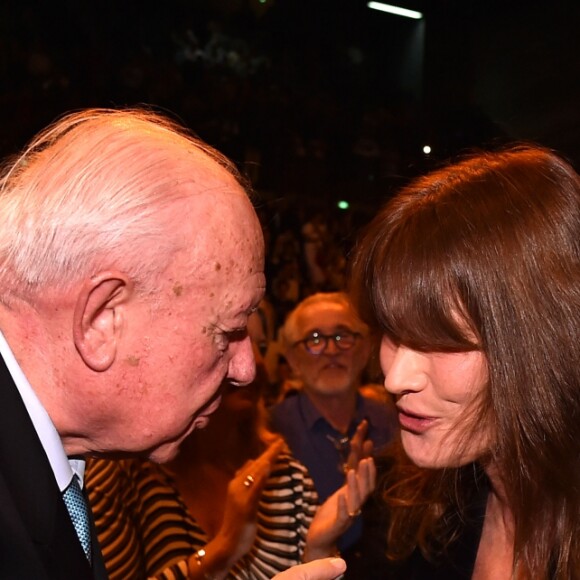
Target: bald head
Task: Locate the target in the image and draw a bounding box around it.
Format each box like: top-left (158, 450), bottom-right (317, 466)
top-left (0, 108), bottom-right (266, 460)
top-left (0, 108), bottom-right (249, 303)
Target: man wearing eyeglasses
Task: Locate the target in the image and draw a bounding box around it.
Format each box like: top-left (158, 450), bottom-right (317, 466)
top-left (269, 292), bottom-right (396, 554)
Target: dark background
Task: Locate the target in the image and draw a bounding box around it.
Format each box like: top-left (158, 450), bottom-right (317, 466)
top-left (1, 0), bottom-right (580, 214)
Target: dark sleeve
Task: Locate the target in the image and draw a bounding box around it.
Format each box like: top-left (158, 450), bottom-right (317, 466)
top-left (342, 485), bottom-right (393, 579)
top-left (342, 454), bottom-right (395, 580)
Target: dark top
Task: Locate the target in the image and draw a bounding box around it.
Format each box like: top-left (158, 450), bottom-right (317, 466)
top-left (270, 392), bottom-right (397, 550)
top-left (344, 459), bottom-right (489, 580)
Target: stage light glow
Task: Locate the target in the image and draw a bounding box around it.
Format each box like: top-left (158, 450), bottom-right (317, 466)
top-left (423, 145), bottom-right (431, 154)
top-left (367, 2), bottom-right (423, 20)
top-left (337, 200), bottom-right (350, 210)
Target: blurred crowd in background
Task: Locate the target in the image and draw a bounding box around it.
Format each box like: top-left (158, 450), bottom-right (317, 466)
top-left (2, 0), bottom-right (577, 381)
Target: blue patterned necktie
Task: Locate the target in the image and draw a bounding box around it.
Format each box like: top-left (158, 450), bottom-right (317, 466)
top-left (62, 475), bottom-right (92, 563)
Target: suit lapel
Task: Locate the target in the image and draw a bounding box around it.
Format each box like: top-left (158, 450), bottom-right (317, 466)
top-left (0, 355), bottom-right (97, 578)
top-left (86, 485), bottom-right (108, 579)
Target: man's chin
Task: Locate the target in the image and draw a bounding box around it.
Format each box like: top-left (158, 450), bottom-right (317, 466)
top-left (145, 395), bottom-right (224, 463)
top-left (147, 441), bottom-right (183, 464)
top-left (146, 421), bottom-right (198, 463)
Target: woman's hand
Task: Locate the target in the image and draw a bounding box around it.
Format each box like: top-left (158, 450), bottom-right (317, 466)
top-left (302, 456), bottom-right (376, 562)
top-left (186, 438), bottom-right (285, 578)
top-left (219, 437), bottom-right (285, 558)
top-left (344, 419), bottom-right (374, 472)
top-left (272, 558), bottom-right (347, 580)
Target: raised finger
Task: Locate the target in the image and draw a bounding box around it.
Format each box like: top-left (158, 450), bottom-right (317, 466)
top-left (350, 420), bottom-right (368, 455)
top-left (344, 468), bottom-right (362, 517)
top-left (355, 457), bottom-right (376, 498)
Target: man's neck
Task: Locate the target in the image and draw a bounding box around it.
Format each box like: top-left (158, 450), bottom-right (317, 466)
top-left (304, 389), bottom-right (357, 434)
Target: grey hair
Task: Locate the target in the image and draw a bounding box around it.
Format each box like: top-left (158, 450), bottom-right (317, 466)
top-left (280, 291), bottom-right (369, 349)
top-left (0, 108), bottom-right (245, 303)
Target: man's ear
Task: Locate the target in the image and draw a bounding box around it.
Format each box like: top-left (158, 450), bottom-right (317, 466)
top-left (73, 272), bottom-right (133, 372)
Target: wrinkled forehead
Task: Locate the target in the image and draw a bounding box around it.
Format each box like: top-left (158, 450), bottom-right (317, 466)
top-left (296, 301), bottom-right (367, 336)
top-left (162, 187), bottom-right (264, 301)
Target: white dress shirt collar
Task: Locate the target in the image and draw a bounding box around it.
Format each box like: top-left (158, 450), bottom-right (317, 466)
top-left (0, 330), bottom-right (82, 491)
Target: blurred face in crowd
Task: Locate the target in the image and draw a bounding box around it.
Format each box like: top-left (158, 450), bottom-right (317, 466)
top-left (380, 336), bottom-right (489, 468)
top-left (286, 300), bottom-right (370, 399)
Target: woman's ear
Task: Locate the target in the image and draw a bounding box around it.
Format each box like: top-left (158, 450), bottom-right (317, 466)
top-left (73, 272), bottom-right (133, 371)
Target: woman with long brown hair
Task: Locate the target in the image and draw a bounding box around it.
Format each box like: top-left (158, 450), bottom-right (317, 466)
top-left (348, 146), bottom-right (580, 579)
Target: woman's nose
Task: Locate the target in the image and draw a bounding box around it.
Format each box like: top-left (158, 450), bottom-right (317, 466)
top-left (380, 341), bottom-right (429, 395)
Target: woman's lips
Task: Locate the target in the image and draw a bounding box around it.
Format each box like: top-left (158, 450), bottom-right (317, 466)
top-left (397, 408), bottom-right (436, 434)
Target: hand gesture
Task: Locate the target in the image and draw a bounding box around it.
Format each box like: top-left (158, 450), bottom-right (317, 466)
top-left (344, 419), bottom-right (373, 472)
top-left (219, 438), bottom-right (285, 560)
top-left (186, 438), bottom-right (285, 577)
top-left (303, 456), bottom-right (376, 561)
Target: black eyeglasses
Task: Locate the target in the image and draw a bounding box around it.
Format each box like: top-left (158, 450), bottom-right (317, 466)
top-left (293, 330), bottom-right (361, 356)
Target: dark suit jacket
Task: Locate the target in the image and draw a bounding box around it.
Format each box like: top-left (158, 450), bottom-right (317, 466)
top-left (0, 355), bottom-right (107, 579)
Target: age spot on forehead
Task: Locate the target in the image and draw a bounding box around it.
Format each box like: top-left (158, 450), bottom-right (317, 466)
top-left (172, 283), bottom-right (183, 297)
top-left (215, 262), bottom-right (222, 271)
top-left (126, 355), bottom-right (140, 367)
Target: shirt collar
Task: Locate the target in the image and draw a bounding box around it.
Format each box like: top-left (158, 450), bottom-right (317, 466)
top-left (0, 330), bottom-right (80, 491)
top-left (298, 390), bottom-right (369, 432)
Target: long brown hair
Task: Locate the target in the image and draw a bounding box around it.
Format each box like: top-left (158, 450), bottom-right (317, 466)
top-left (350, 146), bottom-right (580, 578)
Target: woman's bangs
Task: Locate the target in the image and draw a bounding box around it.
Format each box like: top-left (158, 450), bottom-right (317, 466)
top-left (370, 220), bottom-right (475, 352)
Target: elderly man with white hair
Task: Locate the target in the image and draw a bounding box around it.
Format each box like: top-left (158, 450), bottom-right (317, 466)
top-left (0, 108), bottom-right (346, 580)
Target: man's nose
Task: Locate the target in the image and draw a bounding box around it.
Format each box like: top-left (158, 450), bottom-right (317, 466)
top-left (227, 336), bottom-right (256, 386)
top-left (324, 337), bottom-right (341, 355)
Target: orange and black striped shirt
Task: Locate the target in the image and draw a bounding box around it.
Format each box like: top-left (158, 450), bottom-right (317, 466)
top-left (86, 453), bottom-right (318, 579)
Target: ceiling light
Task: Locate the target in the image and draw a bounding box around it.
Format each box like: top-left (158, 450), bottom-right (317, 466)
top-left (367, 2), bottom-right (423, 20)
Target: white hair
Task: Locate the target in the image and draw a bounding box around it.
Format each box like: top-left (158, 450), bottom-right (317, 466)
top-left (0, 108), bottom-right (245, 303)
top-left (281, 291), bottom-right (369, 348)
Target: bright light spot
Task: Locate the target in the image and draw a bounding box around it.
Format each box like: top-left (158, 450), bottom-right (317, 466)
top-left (423, 145), bottom-right (431, 155)
top-left (337, 200), bottom-right (350, 210)
top-left (367, 2), bottom-right (423, 19)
